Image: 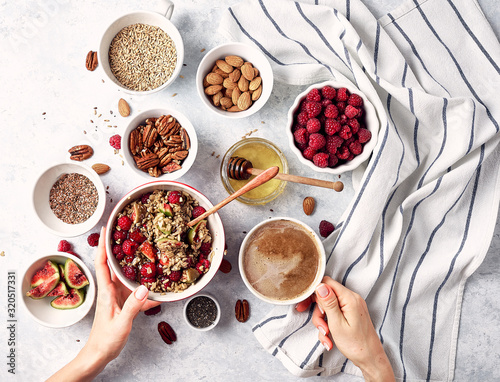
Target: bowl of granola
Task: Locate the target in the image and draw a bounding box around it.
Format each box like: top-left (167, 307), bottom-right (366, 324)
top-left (105, 181), bottom-right (225, 302)
top-left (122, 108), bottom-right (198, 180)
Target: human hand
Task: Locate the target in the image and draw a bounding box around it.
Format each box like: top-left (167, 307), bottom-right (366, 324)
top-left (297, 276), bottom-right (394, 382)
top-left (47, 227), bottom-right (160, 381)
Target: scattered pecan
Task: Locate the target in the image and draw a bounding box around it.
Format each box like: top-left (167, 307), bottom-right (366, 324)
top-left (68, 145), bottom-right (93, 161)
top-left (135, 152), bottom-right (159, 170)
top-left (235, 299), bottom-right (250, 323)
top-left (158, 321), bottom-right (176, 345)
top-left (171, 150), bottom-right (188, 161)
top-left (181, 128), bottom-right (191, 150)
top-left (161, 162), bottom-right (182, 174)
top-left (144, 305), bottom-right (161, 316)
top-left (219, 259), bottom-right (232, 274)
top-left (85, 51), bottom-right (98, 71)
top-left (129, 129), bottom-right (142, 155)
top-left (157, 148), bottom-right (172, 167)
top-left (142, 125), bottom-right (158, 148)
top-left (148, 166), bottom-right (161, 177)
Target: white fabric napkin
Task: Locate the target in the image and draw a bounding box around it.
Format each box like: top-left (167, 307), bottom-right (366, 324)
top-left (219, 0), bottom-right (500, 380)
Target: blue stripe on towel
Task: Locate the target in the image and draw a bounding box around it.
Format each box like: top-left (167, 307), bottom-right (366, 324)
top-left (413, 0), bottom-right (499, 132)
top-left (408, 88), bottom-right (421, 166)
top-left (378, 177), bottom-right (443, 343)
top-left (228, 7), bottom-right (285, 66)
top-left (278, 305), bottom-right (315, 348)
top-left (252, 314), bottom-right (288, 332)
top-left (300, 341), bottom-right (321, 368)
top-left (426, 144), bottom-right (485, 381)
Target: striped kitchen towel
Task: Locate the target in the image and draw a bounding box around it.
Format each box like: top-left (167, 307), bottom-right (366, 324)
top-left (220, 0), bottom-right (500, 380)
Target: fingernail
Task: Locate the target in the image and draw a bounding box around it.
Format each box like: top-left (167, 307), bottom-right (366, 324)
top-left (316, 284), bottom-right (329, 298)
top-left (322, 341), bottom-right (331, 351)
top-left (135, 285), bottom-right (148, 300)
top-left (318, 326), bottom-right (326, 336)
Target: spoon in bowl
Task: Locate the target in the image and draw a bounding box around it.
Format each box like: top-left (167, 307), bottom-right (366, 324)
top-left (187, 166), bottom-right (279, 227)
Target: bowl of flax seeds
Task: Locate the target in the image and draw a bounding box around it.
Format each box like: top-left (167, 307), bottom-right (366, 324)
top-left (33, 162), bottom-right (106, 237)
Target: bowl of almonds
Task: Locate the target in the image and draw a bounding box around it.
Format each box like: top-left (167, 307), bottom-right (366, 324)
top-left (123, 108), bottom-right (198, 180)
top-left (196, 42), bottom-right (273, 118)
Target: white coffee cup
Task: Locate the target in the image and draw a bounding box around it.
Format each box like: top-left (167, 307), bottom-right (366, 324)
top-left (239, 217), bottom-right (326, 305)
top-left (98, 1), bottom-right (184, 95)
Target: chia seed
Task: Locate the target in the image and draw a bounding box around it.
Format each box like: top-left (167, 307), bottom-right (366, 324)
top-left (186, 296), bottom-right (218, 328)
top-left (49, 173), bottom-right (98, 224)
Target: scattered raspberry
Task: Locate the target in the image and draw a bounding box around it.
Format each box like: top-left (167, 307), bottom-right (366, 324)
top-left (122, 265), bottom-right (137, 281)
top-left (129, 230), bottom-right (146, 244)
top-left (339, 114), bottom-right (348, 125)
top-left (118, 216), bottom-right (133, 231)
top-left (293, 128), bottom-right (309, 145)
top-left (324, 104), bottom-right (339, 119)
top-left (336, 145), bottom-right (350, 160)
top-left (357, 128), bottom-right (372, 144)
top-left (299, 100), bottom-right (310, 112)
top-left (296, 141), bottom-right (308, 152)
top-left (348, 93), bottom-right (363, 107)
top-left (57, 240), bottom-right (72, 252)
top-left (141, 193), bottom-right (152, 204)
top-left (309, 133), bottom-right (326, 150)
top-left (112, 244), bottom-right (124, 259)
top-left (344, 105), bottom-right (359, 119)
top-left (336, 88), bottom-right (349, 101)
top-left (200, 241), bottom-right (212, 255)
top-left (302, 146), bottom-right (317, 160)
top-left (349, 140), bottom-right (363, 155)
top-left (140, 277), bottom-right (155, 286)
top-left (113, 230), bottom-right (127, 243)
top-left (356, 107), bottom-right (364, 118)
top-left (346, 153), bottom-right (355, 161)
top-left (125, 254), bottom-right (135, 263)
top-left (325, 119), bottom-right (341, 135)
top-left (87, 232), bottom-right (100, 247)
top-left (192, 206), bottom-right (206, 219)
top-left (168, 191), bottom-right (181, 204)
top-left (140, 262), bottom-right (156, 278)
top-left (109, 134), bottom-right (121, 150)
top-left (319, 220), bottom-right (335, 237)
top-left (306, 118), bottom-right (321, 134)
top-left (328, 154), bottom-right (339, 168)
top-left (156, 263), bottom-right (164, 275)
top-left (296, 112), bottom-right (309, 126)
top-left (339, 125), bottom-right (352, 140)
top-left (313, 152), bottom-right (329, 168)
top-left (169, 270), bottom-right (182, 282)
top-left (322, 85), bottom-right (337, 100)
top-left (144, 305), bottom-right (161, 316)
top-left (122, 239), bottom-right (137, 256)
top-left (306, 102), bottom-right (322, 118)
top-left (196, 259), bottom-right (210, 274)
top-left (306, 88), bottom-right (321, 102)
top-left (326, 135), bottom-right (344, 154)
top-left (161, 277), bottom-right (172, 290)
top-left (347, 118), bottom-right (360, 134)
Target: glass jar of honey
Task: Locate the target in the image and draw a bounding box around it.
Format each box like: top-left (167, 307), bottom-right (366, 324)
top-left (220, 138), bottom-right (288, 205)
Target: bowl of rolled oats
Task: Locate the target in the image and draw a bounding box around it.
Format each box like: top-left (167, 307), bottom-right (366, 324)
top-left (105, 181), bottom-right (225, 302)
top-left (98, 2), bottom-right (184, 94)
top-left (123, 108), bottom-right (198, 180)
top-left (32, 162), bottom-right (106, 237)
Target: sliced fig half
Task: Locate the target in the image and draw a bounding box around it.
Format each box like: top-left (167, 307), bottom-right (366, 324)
top-left (58, 264), bottom-right (65, 280)
top-left (64, 259), bottom-right (89, 289)
top-left (50, 288), bottom-right (85, 310)
top-left (47, 281), bottom-right (69, 297)
top-left (26, 273), bottom-right (60, 299)
top-left (30, 260), bottom-right (59, 288)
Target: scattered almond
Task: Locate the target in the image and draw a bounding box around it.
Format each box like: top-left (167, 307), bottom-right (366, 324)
top-left (92, 163), bottom-right (110, 175)
top-left (118, 98), bottom-right (130, 117)
top-left (303, 197), bottom-right (315, 216)
top-left (237, 92), bottom-right (252, 111)
top-left (225, 55), bottom-right (244, 67)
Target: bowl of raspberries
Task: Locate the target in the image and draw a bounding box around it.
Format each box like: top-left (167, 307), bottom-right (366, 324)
top-left (105, 181), bottom-right (225, 302)
top-left (287, 81), bottom-right (379, 174)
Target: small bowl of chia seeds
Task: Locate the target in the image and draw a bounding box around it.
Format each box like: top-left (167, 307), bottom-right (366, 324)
top-left (183, 293), bottom-right (221, 331)
top-left (32, 162), bottom-right (106, 237)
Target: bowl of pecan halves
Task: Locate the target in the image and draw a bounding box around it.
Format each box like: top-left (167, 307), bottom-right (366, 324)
top-left (123, 108), bottom-right (198, 180)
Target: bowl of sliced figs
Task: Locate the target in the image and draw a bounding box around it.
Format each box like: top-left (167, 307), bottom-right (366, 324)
top-left (21, 253), bottom-right (95, 328)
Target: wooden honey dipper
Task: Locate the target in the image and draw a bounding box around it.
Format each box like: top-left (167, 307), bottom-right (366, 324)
top-left (227, 156), bottom-right (344, 192)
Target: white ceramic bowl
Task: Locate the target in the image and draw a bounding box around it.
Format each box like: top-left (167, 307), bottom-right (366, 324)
top-left (286, 80), bottom-right (379, 175)
top-left (196, 42), bottom-right (273, 119)
top-left (239, 217), bottom-right (326, 306)
top-left (98, 3), bottom-right (184, 95)
top-left (183, 293), bottom-right (221, 331)
top-left (33, 162), bottom-right (106, 237)
top-left (105, 181), bottom-right (225, 302)
top-left (123, 108), bottom-right (198, 181)
top-left (21, 253), bottom-right (96, 328)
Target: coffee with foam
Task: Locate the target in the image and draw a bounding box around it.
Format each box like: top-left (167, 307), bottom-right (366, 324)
top-left (242, 219), bottom-right (322, 301)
